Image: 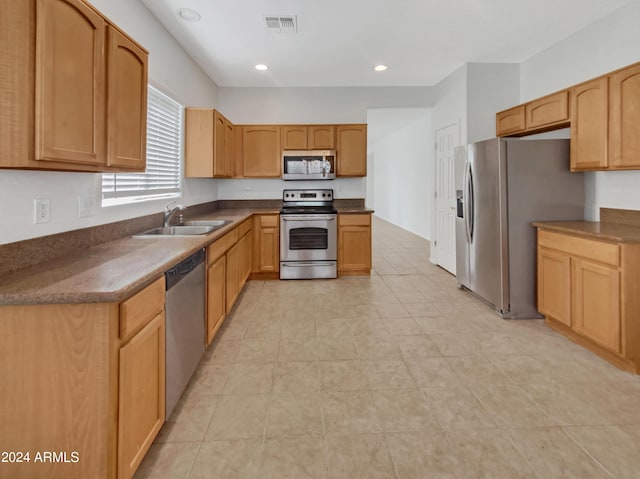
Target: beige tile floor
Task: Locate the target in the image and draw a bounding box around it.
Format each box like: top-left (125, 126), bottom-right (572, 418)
top-left (135, 216), bottom-right (640, 479)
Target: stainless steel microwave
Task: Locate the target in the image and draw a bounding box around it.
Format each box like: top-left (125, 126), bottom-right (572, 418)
top-left (282, 150), bottom-right (336, 180)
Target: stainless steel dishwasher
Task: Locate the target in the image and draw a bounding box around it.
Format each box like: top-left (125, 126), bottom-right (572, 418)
top-left (165, 248), bottom-right (206, 418)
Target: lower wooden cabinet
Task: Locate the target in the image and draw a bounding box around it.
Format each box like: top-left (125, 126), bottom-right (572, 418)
top-left (206, 254), bottom-right (226, 345)
top-left (338, 213), bottom-right (372, 275)
top-left (225, 243), bottom-right (240, 314)
top-left (0, 277), bottom-right (166, 479)
top-left (205, 218), bottom-right (253, 345)
top-left (118, 311), bottom-right (165, 479)
top-left (252, 214), bottom-right (280, 276)
top-left (571, 258), bottom-right (621, 353)
top-left (537, 247), bottom-right (571, 327)
top-left (238, 228), bottom-right (252, 287)
top-left (536, 228), bottom-right (640, 373)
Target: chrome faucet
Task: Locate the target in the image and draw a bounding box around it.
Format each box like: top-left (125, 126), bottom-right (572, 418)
top-left (164, 202), bottom-right (186, 227)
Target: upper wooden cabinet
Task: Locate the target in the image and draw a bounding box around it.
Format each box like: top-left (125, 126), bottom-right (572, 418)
top-left (35, 0), bottom-right (106, 167)
top-left (496, 92), bottom-right (569, 137)
top-left (308, 125), bottom-right (335, 149)
top-left (242, 126), bottom-right (281, 177)
top-left (106, 26), bottom-right (148, 170)
top-left (496, 106), bottom-right (525, 136)
top-left (336, 124), bottom-right (367, 177)
top-left (281, 125), bottom-right (336, 149)
top-left (496, 61), bottom-right (640, 172)
top-left (570, 76), bottom-right (609, 171)
top-left (185, 109), bottom-right (234, 178)
top-left (282, 126), bottom-right (308, 149)
top-left (609, 63), bottom-right (640, 169)
top-left (525, 91), bottom-right (569, 130)
top-left (0, 0), bottom-right (148, 172)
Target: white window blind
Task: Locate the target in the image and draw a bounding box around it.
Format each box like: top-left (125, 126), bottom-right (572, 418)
top-left (102, 85), bottom-right (183, 202)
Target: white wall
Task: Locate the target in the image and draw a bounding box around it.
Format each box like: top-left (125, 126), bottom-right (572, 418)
top-left (367, 109), bottom-right (432, 239)
top-left (467, 63), bottom-right (520, 143)
top-left (0, 0), bottom-right (219, 244)
top-left (217, 87), bottom-right (433, 124)
top-left (215, 86), bottom-right (433, 201)
top-left (520, 1), bottom-right (640, 220)
top-left (431, 65), bottom-right (467, 145)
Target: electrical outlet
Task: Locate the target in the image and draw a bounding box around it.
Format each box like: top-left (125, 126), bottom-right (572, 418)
top-left (244, 187), bottom-right (251, 197)
top-left (34, 198), bottom-right (50, 224)
top-left (78, 196), bottom-right (94, 217)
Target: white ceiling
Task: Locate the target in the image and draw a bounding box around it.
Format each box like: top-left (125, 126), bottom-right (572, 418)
top-left (141, 0), bottom-right (632, 88)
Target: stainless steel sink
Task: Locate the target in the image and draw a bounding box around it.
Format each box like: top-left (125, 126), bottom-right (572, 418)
top-left (183, 219), bottom-right (233, 228)
top-left (134, 225), bottom-right (217, 237)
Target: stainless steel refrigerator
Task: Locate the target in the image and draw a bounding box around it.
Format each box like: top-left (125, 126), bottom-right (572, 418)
top-left (454, 138), bottom-right (584, 318)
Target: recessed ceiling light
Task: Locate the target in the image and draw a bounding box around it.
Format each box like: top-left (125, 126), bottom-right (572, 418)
top-left (177, 8), bottom-right (201, 22)
top-left (374, 64), bottom-right (388, 72)
top-left (255, 64), bottom-right (269, 71)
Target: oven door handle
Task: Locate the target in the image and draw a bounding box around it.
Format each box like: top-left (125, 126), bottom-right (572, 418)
top-left (281, 262), bottom-right (336, 267)
top-left (281, 216), bottom-right (336, 222)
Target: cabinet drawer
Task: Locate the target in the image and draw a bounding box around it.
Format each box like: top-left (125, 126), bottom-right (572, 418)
top-left (260, 215), bottom-right (279, 227)
top-left (208, 228), bottom-right (239, 264)
top-left (120, 277), bottom-right (165, 340)
top-left (238, 218), bottom-right (252, 237)
top-left (538, 230), bottom-right (619, 267)
top-left (339, 214), bottom-right (371, 226)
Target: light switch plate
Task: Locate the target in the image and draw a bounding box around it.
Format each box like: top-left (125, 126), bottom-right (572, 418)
top-left (34, 198), bottom-right (50, 224)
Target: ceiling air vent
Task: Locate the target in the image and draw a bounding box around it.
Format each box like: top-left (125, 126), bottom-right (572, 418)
top-left (264, 15), bottom-right (298, 33)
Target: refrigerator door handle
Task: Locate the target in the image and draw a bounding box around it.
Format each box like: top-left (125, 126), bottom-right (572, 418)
top-left (468, 162), bottom-right (475, 243)
top-left (463, 160), bottom-right (473, 244)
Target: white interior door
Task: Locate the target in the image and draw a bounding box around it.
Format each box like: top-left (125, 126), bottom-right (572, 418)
top-left (434, 124), bottom-right (458, 274)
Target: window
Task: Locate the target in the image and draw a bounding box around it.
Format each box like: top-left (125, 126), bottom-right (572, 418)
top-left (102, 85), bottom-right (183, 204)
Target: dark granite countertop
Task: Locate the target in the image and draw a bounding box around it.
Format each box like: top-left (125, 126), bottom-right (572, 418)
top-left (533, 221), bottom-right (640, 243)
top-left (0, 208), bottom-right (278, 305)
top-left (336, 207), bottom-right (375, 214)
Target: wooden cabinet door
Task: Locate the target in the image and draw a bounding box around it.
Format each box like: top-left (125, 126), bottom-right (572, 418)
top-left (118, 312), bottom-right (165, 479)
top-left (338, 215), bottom-right (372, 273)
top-left (207, 255), bottom-right (226, 345)
top-left (525, 91), bottom-right (569, 130)
top-left (185, 108), bottom-right (214, 177)
top-left (106, 26), bottom-right (147, 170)
top-left (609, 63), bottom-right (640, 169)
top-left (226, 243), bottom-right (240, 313)
top-left (242, 126), bottom-right (281, 177)
top-left (496, 105), bottom-right (525, 136)
top-left (338, 226), bottom-right (372, 272)
top-left (336, 125), bottom-right (367, 176)
top-left (308, 125), bottom-right (335, 149)
top-left (224, 118), bottom-right (235, 177)
top-left (537, 247), bottom-right (571, 326)
top-left (570, 77), bottom-right (609, 171)
top-left (35, 0), bottom-right (106, 166)
top-left (238, 231), bottom-right (252, 288)
top-left (282, 126), bottom-right (308, 149)
top-left (572, 258), bottom-right (621, 353)
top-left (253, 215), bottom-right (279, 272)
top-left (213, 110), bottom-right (227, 177)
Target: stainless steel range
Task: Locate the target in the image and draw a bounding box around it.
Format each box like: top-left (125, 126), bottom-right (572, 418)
top-left (280, 189), bottom-right (337, 279)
